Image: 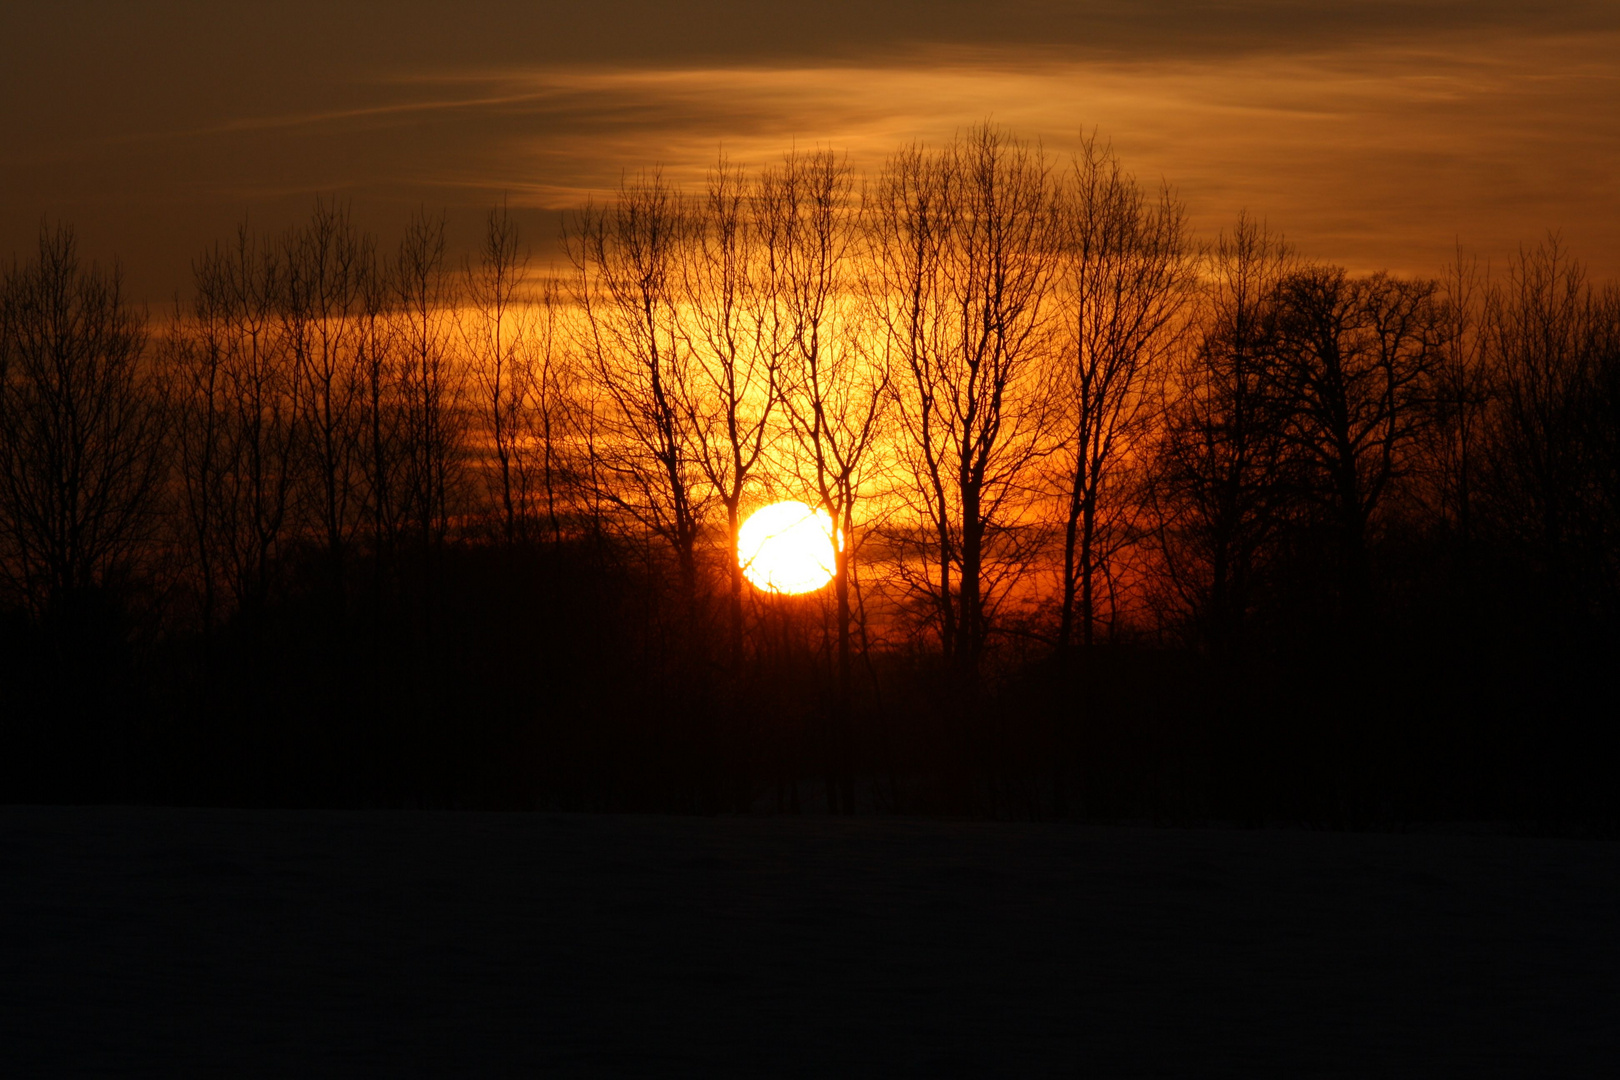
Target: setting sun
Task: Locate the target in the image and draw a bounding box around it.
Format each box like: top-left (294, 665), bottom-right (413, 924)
top-left (738, 501), bottom-right (838, 595)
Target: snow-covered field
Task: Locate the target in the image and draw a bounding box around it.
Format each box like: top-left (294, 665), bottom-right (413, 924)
top-left (2, 807), bottom-right (1615, 1076)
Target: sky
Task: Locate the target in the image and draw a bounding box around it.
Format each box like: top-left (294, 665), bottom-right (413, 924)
top-left (3, 1), bottom-right (1617, 301)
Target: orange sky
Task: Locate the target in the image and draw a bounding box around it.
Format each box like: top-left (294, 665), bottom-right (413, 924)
top-left (3, 1), bottom-right (1616, 301)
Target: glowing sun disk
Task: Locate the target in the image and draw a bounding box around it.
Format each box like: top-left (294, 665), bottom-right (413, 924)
top-left (738, 501), bottom-right (838, 595)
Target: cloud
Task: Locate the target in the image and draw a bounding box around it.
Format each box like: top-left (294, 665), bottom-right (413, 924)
top-left (2, 2), bottom-right (1616, 298)
top-left (369, 30), bottom-right (1620, 277)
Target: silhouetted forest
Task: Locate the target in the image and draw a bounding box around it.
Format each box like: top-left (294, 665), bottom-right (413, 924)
top-left (3, 126), bottom-right (1617, 829)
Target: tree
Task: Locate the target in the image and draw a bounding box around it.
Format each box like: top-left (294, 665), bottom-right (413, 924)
top-left (525, 273), bottom-right (570, 548)
top-left (1481, 238), bottom-right (1616, 622)
top-left (167, 269), bottom-right (229, 633)
top-left (1054, 134), bottom-right (1193, 650)
top-left (462, 202), bottom-right (551, 545)
top-left (282, 200), bottom-right (370, 601)
top-left (1272, 265), bottom-right (1444, 608)
top-left (392, 210), bottom-right (462, 561)
top-left (568, 171), bottom-right (707, 612)
top-left (355, 228), bottom-right (405, 571)
top-left (183, 225), bottom-right (301, 623)
top-left (0, 224), bottom-right (164, 619)
top-left (680, 158), bottom-right (783, 664)
top-left (1427, 246), bottom-right (1491, 550)
top-left (869, 125), bottom-right (1061, 685)
top-left (1149, 214), bottom-right (1294, 654)
top-left (766, 148), bottom-right (889, 809)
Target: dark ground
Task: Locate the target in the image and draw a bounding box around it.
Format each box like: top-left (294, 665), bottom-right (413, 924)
top-left (1, 808), bottom-right (1616, 1077)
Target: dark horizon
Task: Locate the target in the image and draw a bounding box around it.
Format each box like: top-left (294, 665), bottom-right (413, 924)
top-left (1, 2), bottom-right (1616, 823)
top-left (2, 124), bottom-right (1617, 826)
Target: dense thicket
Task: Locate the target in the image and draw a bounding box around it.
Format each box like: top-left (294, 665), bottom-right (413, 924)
top-left (3, 127), bottom-right (1617, 828)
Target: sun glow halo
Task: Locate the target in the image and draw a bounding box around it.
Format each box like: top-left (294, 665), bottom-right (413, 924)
top-left (738, 501), bottom-right (838, 595)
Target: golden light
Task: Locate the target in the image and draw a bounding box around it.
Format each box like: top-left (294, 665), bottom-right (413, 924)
top-left (738, 501), bottom-right (838, 595)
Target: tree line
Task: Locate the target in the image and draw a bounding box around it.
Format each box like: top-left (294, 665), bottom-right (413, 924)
top-left (3, 124), bottom-right (1617, 824)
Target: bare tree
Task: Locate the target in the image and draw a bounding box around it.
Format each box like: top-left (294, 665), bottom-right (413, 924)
top-left (356, 237), bottom-right (405, 568)
top-left (680, 158), bottom-right (783, 663)
top-left (524, 274), bottom-right (571, 547)
top-left (167, 285), bottom-right (228, 632)
top-left (0, 224), bottom-right (164, 618)
top-left (462, 206), bottom-right (571, 548)
top-left (463, 202), bottom-right (538, 544)
top-left (568, 171), bottom-right (707, 611)
top-left (1426, 246), bottom-right (1491, 549)
top-left (1587, 284), bottom-right (1620, 616)
top-left (1272, 265), bottom-right (1445, 605)
top-left (282, 200), bottom-right (370, 599)
top-left (1054, 134), bottom-right (1194, 650)
top-left (1149, 214), bottom-right (1294, 653)
top-left (1481, 237), bottom-right (1608, 612)
top-left (198, 226), bottom-right (300, 620)
top-left (868, 124), bottom-right (1062, 684)
top-left (765, 148), bottom-right (888, 809)
top-left (392, 210), bottom-right (462, 559)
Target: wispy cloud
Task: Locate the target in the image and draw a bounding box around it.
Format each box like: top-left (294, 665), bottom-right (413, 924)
top-left (4, 2), bottom-right (1616, 298)
top-left (120, 92), bottom-right (572, 143)
top-left (340, 30), bottom-right (1618, 275)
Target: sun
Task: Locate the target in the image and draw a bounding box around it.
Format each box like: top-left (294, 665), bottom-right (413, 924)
top-left (738, 501), bottom-right (838, 595)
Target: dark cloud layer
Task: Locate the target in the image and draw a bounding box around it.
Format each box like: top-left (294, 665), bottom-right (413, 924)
top-left (3, 2), bottom-right (1617, 299)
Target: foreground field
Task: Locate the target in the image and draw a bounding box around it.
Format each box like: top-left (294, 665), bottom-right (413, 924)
top-left (2, 807), bottom-right (1615, 1076)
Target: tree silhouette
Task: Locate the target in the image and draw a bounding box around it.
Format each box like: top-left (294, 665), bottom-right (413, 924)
top-left (869, 124), bottom-right (1061, 687)
top-left (1271, 266), bottom-right (1444, 611)
top-left (1054, 134), bottom-right (1194, 650)
top-left (0, 224), bottom-right (163, 621)
top-left (569, 172), bottom-right (708, 617)
top-left (1149, 215), bottom-right (1294, 655)
top-left (767, 148), bottom-right (888, 811)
